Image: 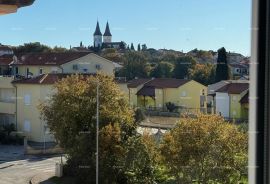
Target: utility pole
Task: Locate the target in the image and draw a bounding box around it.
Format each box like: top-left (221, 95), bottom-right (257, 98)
top-left (96, 82), bottom-right (99, 184)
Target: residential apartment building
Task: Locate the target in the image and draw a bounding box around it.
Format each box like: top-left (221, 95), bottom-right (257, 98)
top-left (0, 76), bottom-right (15, 127)
top-left (12, 52), bottom-right (115, 77)
top-left (0, 52), bottom-right (115, 142)
top-left (208, 81), bottom-right (249, 121)
top-left (229, 63), bottom-right (249, 79)
top-left (125, 78), bottom-right (207, 111)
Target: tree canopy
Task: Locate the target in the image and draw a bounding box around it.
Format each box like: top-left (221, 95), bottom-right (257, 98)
top-left (173, 56), bottom-right (196, 79)
top-left (40, 74), bottom-right (160, 183)
top-left (151, 61), bottom-right (174, 78)
top-left (40, 74), bottom-right (137, 183)
top-left (12, 42), bottom-right (68, 54)
top-left (160, 114), bottom-right (248, 184)
top-left (189, 64), bottom-right (216, 85)
top-left (215, 47), bottom-right (230, 82)
top-left (119, 52), bottom-right (149, 80)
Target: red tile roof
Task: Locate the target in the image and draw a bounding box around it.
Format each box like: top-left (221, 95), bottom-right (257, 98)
top-left (12, 73), bottom-right (95, 85)
top-left (216, 83), bottom-right (249, 94)
top-left (127, 78), bottom-right (152, 88)
top-left (144, 78), bottom-right (190, 88)
top-left (12, 52), bottom-right (91, 66)
top-left (0, 57), bottom-right (13, 65)
top-left (137, 86), bottom-right (155, 97)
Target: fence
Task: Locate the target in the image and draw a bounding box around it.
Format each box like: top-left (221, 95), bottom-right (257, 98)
top-left (24, 138), bottom-right (64, 155)
top-left (140, 106), bottom-right (214, 117)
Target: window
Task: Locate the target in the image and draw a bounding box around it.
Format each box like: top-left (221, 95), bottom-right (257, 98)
top-left (0, 0), bottom-right (254, 183)
top-left (181, 91), bottom-right (187, 97)
top-left (96, 64), bottom-right (101, 70)
top-left (23, 120), bottom-right (31, 132)
top-left (201, 89), bottom-right (205, 96)
top-left (15, 67), bottom-right (18, 75)
top-left (24, 94), bottom-right (31, 105)
top-left (73, 64), bottom-right (78, 70)
top-left (51, 67), bottom-right (58, 73)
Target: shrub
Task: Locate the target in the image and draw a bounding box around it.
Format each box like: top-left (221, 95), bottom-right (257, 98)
top-left (165, 102), bottom-right (177, 112)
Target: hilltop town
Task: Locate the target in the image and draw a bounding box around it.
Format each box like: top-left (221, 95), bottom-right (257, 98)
top-left (0, 20), bottom-right (249, 183)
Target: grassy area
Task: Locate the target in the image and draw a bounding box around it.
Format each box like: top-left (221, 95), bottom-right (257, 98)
top-left (47, 176), bottom-right (76, 184)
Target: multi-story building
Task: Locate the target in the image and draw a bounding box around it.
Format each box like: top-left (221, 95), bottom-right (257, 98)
top-left (11, 52), bottom-right (115, 77)
top-left (0, 52), bottom-right (115, 142)
top-left (212, 81), bottom-right (249, 121)
top-left (124, 78), bottom-right (207, 111)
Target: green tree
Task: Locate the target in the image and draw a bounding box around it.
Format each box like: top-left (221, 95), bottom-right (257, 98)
top-left (130, 43), bottom-right (135, 50)
top-left (189, 64), bottom-right (216, 85)
top-left (173, 56), bottom-right (196, 79)
top-left (40, 74), bottom-right (136, 183)
top-left (123, 134), bottom-right (159, 184)
top-left (119, 41), bottom-right (126, 50)
top-left (160, 114), bottom-right (248, 184)
top-left (52, 46), bottom-right (68, 53)
top-left (215, 47), bottom-right (230, 82)
top-left (13, 42), bottom-right (52, 54)
top-left (119, 52), bottom-right (148, 80)
top-left (150, 61), bottom-right (174, 78)
top-left (142, 44), bottom-right (147, 51)
top-left (137, 44), bottom-right (141, 51)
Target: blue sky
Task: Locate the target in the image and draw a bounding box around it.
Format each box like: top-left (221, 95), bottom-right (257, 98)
top-left (0, 0), bottom-right (251, 56)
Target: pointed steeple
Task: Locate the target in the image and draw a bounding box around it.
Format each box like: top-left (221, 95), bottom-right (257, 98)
top-left (103, 21), bottom-right (112, 36)
top-left (93, 21), bottom-right (102, 36)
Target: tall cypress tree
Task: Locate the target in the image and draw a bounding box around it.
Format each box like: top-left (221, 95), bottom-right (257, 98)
top-left (130, 43), bottom-right (135, 50)
top-left (137, 44), bottom-right (141, 51)
top-left (215, 47), bottom-right (229, 82)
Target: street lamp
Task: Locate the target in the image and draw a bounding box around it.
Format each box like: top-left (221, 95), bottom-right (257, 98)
top-left (96, 81), bottom-right (99, 184)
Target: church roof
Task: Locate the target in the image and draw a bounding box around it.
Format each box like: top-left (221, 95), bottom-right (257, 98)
top-left (93, 21), bottom-right (102, 36)
top-left (103, 22), bottom-right (112, 36)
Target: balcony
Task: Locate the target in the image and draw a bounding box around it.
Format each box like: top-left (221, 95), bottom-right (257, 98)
top-left (0, 101), bottom-right (15, 114)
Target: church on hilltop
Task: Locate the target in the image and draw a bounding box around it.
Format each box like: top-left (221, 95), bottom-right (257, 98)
top-left (93, 21), bottom-right (125, 49)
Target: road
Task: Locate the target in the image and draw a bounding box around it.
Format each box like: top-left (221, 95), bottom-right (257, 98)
top-left (0, 146), bottom-right (63, 184)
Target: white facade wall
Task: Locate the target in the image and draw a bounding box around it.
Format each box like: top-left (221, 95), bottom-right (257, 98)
top-left (215, 92), bottom-right (230, 118)
top-left (103, 36), bottom-right (112, 43)
top-left (94, 35), bottom-right (102, 47)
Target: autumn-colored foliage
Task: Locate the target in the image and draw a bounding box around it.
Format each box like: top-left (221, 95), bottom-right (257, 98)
top-left (160, 113), bottom-right (248, 184)
top-left (40, 74), bottom-right (136, 183)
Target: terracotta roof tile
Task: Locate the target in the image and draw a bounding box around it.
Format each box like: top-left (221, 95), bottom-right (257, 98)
top-left (12, 52), bottom-right (91, 66)
top-left (127, 78), bottom-right (152, 88)
top-left (0, 57), bottom-right (13, 65)
top-left (12, 73), bottom-right (95, 85)
top-left (137, 86), bottom-right (155, 97)
top-left (144, 78), bottom-right (190, 88)
top-left (216, 83), bottom-right (249, 94)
